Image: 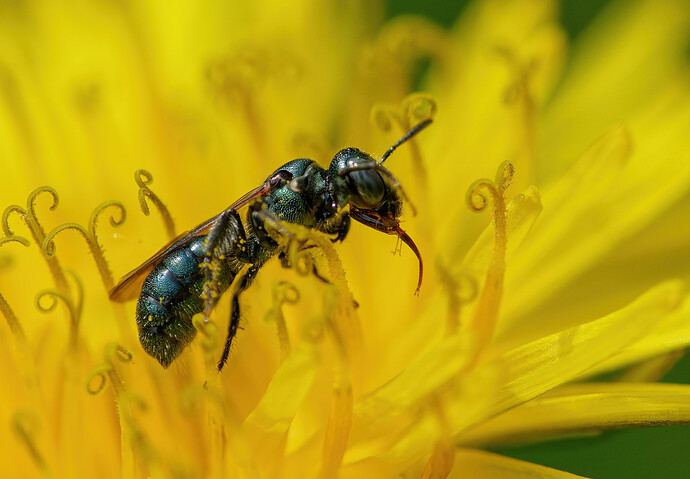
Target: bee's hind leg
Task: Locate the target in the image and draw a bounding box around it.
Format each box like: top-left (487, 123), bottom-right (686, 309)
top-left (201, 209), bottom-right (246, 320)
top-left (217, 264), bottom-right (259, 372)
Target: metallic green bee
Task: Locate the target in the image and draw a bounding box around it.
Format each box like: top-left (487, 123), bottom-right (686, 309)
top-left (110, 120), bottom-right (430, 370)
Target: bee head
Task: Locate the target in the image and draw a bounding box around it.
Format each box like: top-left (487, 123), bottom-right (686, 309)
top-left (328, 148), bottom-right (400, 214)
top-left (325, 119), bottom-right (432, 294)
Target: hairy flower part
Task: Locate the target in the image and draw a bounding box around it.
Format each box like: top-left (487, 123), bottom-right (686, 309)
top-left (1, 0), bottom-right (690, 478)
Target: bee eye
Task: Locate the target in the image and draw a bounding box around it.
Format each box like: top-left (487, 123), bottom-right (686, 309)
top-left (348, 169), bottom-right (385, 208)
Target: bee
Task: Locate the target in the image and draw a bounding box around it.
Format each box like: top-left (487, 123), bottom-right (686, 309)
top-left (109, 119), bottom-right (431, 370)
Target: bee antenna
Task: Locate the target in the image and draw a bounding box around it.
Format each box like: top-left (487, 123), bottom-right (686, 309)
top-left (379, 118), bottom-right (433, 165)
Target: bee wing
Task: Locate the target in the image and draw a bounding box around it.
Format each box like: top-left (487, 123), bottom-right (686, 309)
top-left (108, 179), bottom-right (281, 302)
top-left (108, 215), bottom-right (217, 302)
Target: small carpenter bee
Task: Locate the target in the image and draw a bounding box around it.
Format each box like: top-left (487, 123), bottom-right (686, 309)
top-left (109, 119), bottom-right (431, 370)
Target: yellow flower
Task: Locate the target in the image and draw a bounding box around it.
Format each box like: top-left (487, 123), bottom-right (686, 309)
top-left (1, 0), bottom-right (690, 478)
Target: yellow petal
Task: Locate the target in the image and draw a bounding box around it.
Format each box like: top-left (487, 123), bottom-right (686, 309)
top-left (502, 99), bottom-right (690, 338)
top-left (502, 126), bottom-right (632, 332)
top-left (507, 193), bottom-right (690, 351)
top-left (428, 0), bottom-right (564, 255)
top-left (342, 281), bottom-right (683, 475)
top-left (459, 383), bottom-right (690, 448)
top-left (372, 185), bottom-right (542, 390)
top-left (456, 281), bottom-right (684, 430)
top-left (350, 333), bottom-right (474, 445)
top-left (540, 0), bottom-right (690, 177)
top-left (419, 441), bottom-right (455, 479)
top-left (449, 448), bottom-right (588, 479)
top-left (616, 351), bottom-right (686, 382)
top-left (583, 294), bottom-right (690, 377)
top-left (243, 343), bottom-right (318, 433)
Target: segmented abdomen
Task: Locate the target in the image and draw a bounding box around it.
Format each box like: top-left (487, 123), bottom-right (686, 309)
top-left (135, 236), bottom-right (235, 367)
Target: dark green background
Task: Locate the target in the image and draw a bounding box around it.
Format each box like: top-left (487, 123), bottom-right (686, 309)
top-left (386, 0), bottom-right (690, 477)
top-left (387, 0), bottom-right (611, 36)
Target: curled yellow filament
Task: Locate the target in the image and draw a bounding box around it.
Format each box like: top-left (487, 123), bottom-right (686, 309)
top-left (35, 287), bottom-right (79, 349)
top-left (371, 93), bottom-right (437, 138)
top-left (264, 280), bottom-right (300, 361)
top-left (436, 261), bottom-right (478, 336)
top-left (42, 200), bottom-right (126, 291)
top-left (135, 169), bottom-right (176, 240)
top-left (2, 186), bottom-right (70, 293)
top-left (85, 343), bottom-right (133, 395)
top-left (466, 161), bottom-right (514, 362)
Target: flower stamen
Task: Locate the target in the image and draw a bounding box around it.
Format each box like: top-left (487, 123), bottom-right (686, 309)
top-left (264, 280), bottom-right (300, 362)
top-left (35, 272), bottom-right (82, 350)
top-left (287, 241), bottom-right (314, 277)
top-left (436, 261), bottom-right (478, 336)
top-left (194, 315), bottom-right (220, 365)
top-left (362, 16), bottom-right (447, 97)
top-left (372, 93), bottom-right (437, 187)
top-left (2, 187), bottom-right (71, 294)
top-left (206, 47), bottom-right (300, 158)
top-left (291, 131), bottom-right (331, 166)
top-left (495, 45), bottom-right (539, 181)
top-left (320, 379), bottom-right (353, 479)
top-left (319, 291), bottom-right (354, 479)
top-left (119, 392), bottom-right (158, 477)
top-left (12, 411), bottom-right (50, 477)
top-left (42, 200), bottom-right (126, 291)
top-left (1, 292), bottom-right (41, 405)
top-left (466, 162), bottom-right (514, 362)
top-left (0, 234), bottom-right (31, 248)
top-left (264, 219), bottom-right (362, 358)
top-left (135, 169), bottom-right (176, 240)
top-left (0, 290), bottom-right (27, 343)
top-left (85, 365), bottom-right (111, 395)
top-left (421, 395), bottom-right (455, 479)
top-left (86, 343), bottom-right (151, 477)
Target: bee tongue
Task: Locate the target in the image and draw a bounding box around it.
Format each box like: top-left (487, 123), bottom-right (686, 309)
top-left (349, 207), bottom-right (424, 294)
top-left (393, 224), bottom-right (423, 295)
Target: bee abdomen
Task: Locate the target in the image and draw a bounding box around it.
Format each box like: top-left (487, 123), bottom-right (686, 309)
top-left (135, 236), bottom-right (235, 367)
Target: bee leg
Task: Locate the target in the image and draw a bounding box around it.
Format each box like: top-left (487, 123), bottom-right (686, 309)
top-left (307, 260), bottom-right (359, 308)
top-left (247, 200), bottom-right (282, 250)
top-left (327, 213), bottom-right (351, 244)
top-left (278, 250), bottom-right (291, 269)
top-left (253, 208), bottom-right (359, 307)
top-left (278, 249), bottom-right (332, 285)
top-left (276, 243), bottom-right (359, 308)
top-left (217, 293), bottom-right (241, 372)
top-left (310, 263), bottom-right (332, 285)
top-left (217, 264), bottom-right (259, 372)
top-left (201, 209), bottom-right (245, 320)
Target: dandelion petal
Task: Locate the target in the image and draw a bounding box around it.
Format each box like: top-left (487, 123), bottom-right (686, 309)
top-left (343, 281), bottom-right (683, 475)
top-left (459, 383), bottom-right (690, 448)
top-left (449, 449), bottom-right (588, 479)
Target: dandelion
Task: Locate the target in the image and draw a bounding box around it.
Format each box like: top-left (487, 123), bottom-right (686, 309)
top-left (1, 0), bottom-right (690, 478)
